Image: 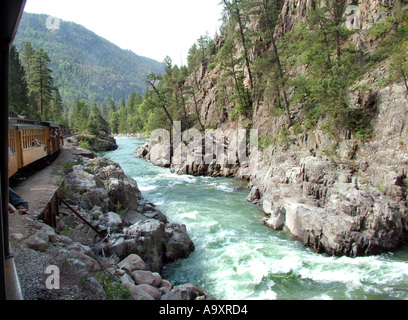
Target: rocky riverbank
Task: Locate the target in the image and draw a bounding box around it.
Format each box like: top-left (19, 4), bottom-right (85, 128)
top-left (134, 79), bottom-right (408, 258)
top-left (9, 145), bottom-right (202, 300)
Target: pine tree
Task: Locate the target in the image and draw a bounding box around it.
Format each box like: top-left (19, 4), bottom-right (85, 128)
top-left (146, 72), bottom-right (174, 127)
top-left (187, 43), bottom-right (201, 72)
top-left (281, 0), bottom-right (358, 135)
top-left (48, 88), bottom-right (64, 122)
top-left (108, 98), bottom-right (119, 134)
top-left (118, 98), bottom-right (128, 133)
top-left (70, 99), bottom-right (89, 132)
top-left (254, 0), bottom-right (292, 126)
top-left (100, 102), bottom-right (109, 121)
top-left (21, 41), bottom-right (35, 71)
top-left (216, 36), bottom-right (251, 117)
top-left (88, 103), bottom-right (110, 134)
top-left (386, 4), bottom-right (408, 95)
top-left (162, 57), bottom-right (194, 130)
top-left (27, 48), bottom-right (55, 119)
top-left (222, 0), bottom-right (254, 90)
top-left (9, 45), bottom-right (31, 116)
top-left (187, 34), bottom-right (216, 73)
top-left (125, 91), bottom-right (144, 133)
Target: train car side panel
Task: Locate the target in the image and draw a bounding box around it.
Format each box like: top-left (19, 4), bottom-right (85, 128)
top-left (8, 125), bottom-right (19, 178)
top-left (40, 122), bottom-right (62, 156)
top-left (21, 146), bottom-right (48, 167)
top-left (17, 124), bottom-right (48, 167)
top-left (8, 154), bottom-right (19, 178)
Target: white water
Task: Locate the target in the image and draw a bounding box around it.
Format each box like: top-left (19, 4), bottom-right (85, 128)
top-left (106, 137), bottom-right (408, 300)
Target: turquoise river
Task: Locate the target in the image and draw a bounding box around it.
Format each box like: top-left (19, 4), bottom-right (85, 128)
top-left (106, 136), bottom-right (408, 300)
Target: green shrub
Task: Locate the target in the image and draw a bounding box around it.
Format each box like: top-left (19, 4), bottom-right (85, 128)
top-left (79, 140), bottom-right (91, 150)
top-left (95, 272), bottom-right (131, 300)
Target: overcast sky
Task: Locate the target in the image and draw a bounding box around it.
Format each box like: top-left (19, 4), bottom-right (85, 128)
top-left (23, 0), bottom-right (224, 65)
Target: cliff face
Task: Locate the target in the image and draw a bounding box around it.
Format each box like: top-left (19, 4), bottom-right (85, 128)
top-left (275, 0), bottom-right (400, 34)
top-left (245, 0), bottom-right (408, 257)
top-left (179, 69), bottom-right (408, 257)
top-left (141, 0), bottom-right (408, 257)
top-left (248, 77), bottom-right (408, 256)
top-left (216, 0), bottom-right (406, 256)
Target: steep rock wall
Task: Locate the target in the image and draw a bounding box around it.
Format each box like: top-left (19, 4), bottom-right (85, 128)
top-left (143, 0), bottom-right (408, 256)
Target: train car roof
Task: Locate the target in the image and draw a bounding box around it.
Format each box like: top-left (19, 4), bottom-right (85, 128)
top-left (40, 121), bottom-right (61, 128)
top-left (9, 117), bottom-right (40, 125)
top-left (12, 123), bottom-right (46, 130)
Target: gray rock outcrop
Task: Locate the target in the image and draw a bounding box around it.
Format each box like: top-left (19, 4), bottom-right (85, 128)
top-left (117, 253), bottom-right (205, 300)
top-left (61, 156), bottom-right (195, 271)
top-left (69, 131), bottom-right (118, 152)
top-left (133, 1), bottom-right (408, 258)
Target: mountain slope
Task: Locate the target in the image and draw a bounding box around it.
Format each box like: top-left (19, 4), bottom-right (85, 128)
top-left (13, 12), bottom-right (165, 105)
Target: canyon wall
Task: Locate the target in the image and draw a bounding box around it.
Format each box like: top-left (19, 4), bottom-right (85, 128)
top-left (140, 0), bottom-right (408, 257)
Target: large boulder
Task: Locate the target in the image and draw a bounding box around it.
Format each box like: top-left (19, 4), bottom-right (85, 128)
top-left (122, 282), bottom-right (155, 300)
top-left (104, 220), bottom-right (194, 272)
top-left (161, 286), bottom-right (199, 301)
top-left (64, 158), bottom-right (142, 213)
top-left (118, 254), bottom-right (147, 273)
top-left (165, 224), bottom-right (195, 263)
top-left (87, 157), bottom-right (141, 212)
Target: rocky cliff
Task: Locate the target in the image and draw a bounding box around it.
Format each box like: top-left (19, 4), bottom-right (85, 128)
top-left (138, 0), bottom-right (408, 257)
top-left (255, 0), bottom-right (408, 257)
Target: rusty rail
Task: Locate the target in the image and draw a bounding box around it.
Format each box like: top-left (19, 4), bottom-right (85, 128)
top-left (38, 184), bottom-right (107, 241)
top-left (56, 196), bottom-right (107, 241)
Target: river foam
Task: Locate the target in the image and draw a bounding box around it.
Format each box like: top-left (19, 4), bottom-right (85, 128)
top-left (108, 137), bottom-right (408, 300)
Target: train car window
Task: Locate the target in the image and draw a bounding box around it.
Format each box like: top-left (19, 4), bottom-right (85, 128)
top-left (19, 126), bottom-right (46, 150)
top-left (8, 127), bottom-right (17, 154)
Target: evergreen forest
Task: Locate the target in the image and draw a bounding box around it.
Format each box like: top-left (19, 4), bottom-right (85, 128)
top-left (10, 1), bottom-right (408, 140)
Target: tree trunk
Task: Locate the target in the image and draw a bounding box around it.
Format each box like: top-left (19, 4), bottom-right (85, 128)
top-left (333, 0), bottom-right (343, 61)
top-left (179, 86), bottom-right (189, 129)
top-left (223, 0), bottom-right (254, 90)
top-left (193, 75), bottom-right (205, 131)
top-left (401, 68), bottom-right (408, 96)
top-left (146, 80), bottom-right (173, 125)
top-left (262, 0), bottom-right (292, 126)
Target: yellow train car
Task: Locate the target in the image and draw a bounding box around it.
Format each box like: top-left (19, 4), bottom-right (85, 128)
top-left (8, 118), bottom-right (62, 179)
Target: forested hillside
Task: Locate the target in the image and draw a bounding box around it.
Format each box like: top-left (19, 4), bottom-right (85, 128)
top-left (13, 13), bottom-right (165, 106)
top-left (125, 0), bottom-right (408, 141)
top-left (11, 1), bottom-right (408, 142)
